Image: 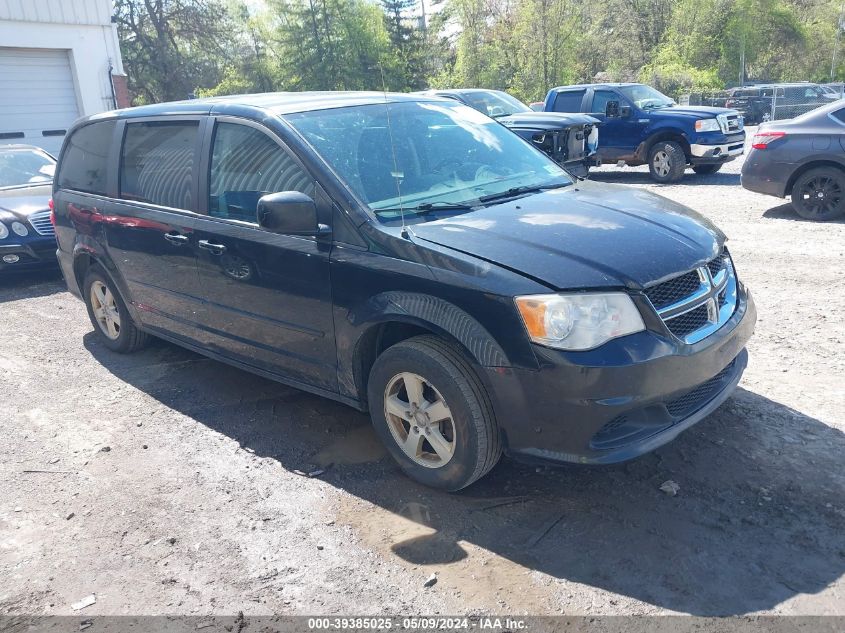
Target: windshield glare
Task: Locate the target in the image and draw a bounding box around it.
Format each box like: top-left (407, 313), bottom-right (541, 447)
top-left (286, 101), bottom-right (572, 223)
top-left (460, 91), bottom-right (531, 118)
top-left (0, 149), bottom-right (56, 188)
top-left (619, 85), bottom-right (675, 110)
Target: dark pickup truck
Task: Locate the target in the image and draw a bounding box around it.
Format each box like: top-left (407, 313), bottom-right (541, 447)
top-left (421, 89), bottom-right (599, 177)
top-left (544, 83), bottom-right (746, 182)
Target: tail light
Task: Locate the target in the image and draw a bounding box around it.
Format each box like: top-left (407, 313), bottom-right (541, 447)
top-left (751, 131), bottom-right (786, 149)
top-left (48, 197), bottom-right (55, 226)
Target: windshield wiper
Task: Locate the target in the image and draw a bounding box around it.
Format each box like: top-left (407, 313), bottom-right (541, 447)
top-left (477, 182), bottom-right (568, 205)
top-left (373, 200), bottom-right (476, 216)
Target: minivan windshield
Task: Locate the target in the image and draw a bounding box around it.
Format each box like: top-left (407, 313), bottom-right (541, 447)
top-left (286, 100), bottom-right (572, 224)
top-left (618, 85), bottom-right (675, 110)
top-left (0, 148), bottom-right (56, 189)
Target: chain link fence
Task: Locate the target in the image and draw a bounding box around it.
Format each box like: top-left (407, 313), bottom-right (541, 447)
top-left (681, 83), bottom-right (844, 125)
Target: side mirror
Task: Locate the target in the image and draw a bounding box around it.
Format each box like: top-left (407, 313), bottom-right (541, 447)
top-left (256, 191), bottom-right (327, 236)
top-left (605, 100), bottom-right (620, 117)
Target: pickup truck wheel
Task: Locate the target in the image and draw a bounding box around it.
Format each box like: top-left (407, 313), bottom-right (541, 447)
top-left (692, 164), bottom-right (722, 175)
top-left (367, 335), bottom-right (501, 491)
top-left (648, 141), bottom-right (686, 183)
top-left (790, 167), bottom-right (845, 221)
top-left (84, 266), bottom-right (149, 353)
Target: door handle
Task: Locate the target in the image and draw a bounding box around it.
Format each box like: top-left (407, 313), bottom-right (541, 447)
top-left (198, 239), bottom-right (227, 255)
top-left (164, 232), bottom-right (189, 245)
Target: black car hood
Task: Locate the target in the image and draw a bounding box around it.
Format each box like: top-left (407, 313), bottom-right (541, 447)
top-left (499, 112), bottom-right (599, 131)
top-left (0, 184), bottom-right (52, 221)
top-left (411, 181), bottom-right (724, 290)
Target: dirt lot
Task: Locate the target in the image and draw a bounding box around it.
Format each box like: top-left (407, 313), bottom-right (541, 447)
top-left (1, 144), bottom-right (844, 618)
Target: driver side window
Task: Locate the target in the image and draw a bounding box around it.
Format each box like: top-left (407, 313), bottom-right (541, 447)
top-left (208, 122), bottom-right (314, 223)
top-left (591, 90), bottom-right (619, 115)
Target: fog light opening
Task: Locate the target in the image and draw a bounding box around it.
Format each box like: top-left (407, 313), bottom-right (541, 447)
top-left (3, 254), bottom-right (20, 264)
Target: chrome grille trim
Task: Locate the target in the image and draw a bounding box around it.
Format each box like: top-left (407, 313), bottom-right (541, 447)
top-left (717, 112), bottom-right (744, 133)
top-left (645, 251), bottom-right (738, 344)
top-left (28, 210), bottom-right (54, 237)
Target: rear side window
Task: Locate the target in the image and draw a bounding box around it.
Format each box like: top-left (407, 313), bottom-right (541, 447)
top-left (831, 108), bottom-right (845, 124)
top-left (58, 121), bottom-right (115, 195)
top-left (208, 122), bottom-right (313, 223)
top-left (120, 121), bottom-right (199, 210)
top-left (552, 90), bottom-right (585, 113)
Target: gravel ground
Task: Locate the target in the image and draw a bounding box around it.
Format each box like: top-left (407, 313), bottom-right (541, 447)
top-left (1, 142), bottom-right (843, 618)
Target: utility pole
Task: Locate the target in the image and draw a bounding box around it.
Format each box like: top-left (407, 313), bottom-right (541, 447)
top-left (832, 1), bottom-right (845, 82)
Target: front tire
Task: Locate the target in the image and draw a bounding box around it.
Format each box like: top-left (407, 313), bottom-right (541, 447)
top-left (692, 163), bottom-right (722, 175)
top-left (83, 266), bottom-right (149, 353)
top-left (790, 167), bottom-right (845, 221)
top-left (648, 141), bottom-right (686, 183)
top-left (367, 335), bottom-right (501, 491)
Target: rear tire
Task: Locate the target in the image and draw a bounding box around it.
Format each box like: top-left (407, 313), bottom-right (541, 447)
top-left (648, 141), bottom-right (687, 183)
top-left (83, 266), bottom-right (149, 353)
top-left (367, 335), bottom-right (501, 491)
top-left (692, 164), bottom-right (722, 175)
top-left (790, 167), bottom-right (845, 221)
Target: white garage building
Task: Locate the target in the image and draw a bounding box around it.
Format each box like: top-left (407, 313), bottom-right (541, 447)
top-left (0, 0), bottom-right (128, 155)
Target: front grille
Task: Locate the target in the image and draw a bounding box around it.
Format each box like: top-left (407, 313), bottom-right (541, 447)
top-left (644, 248), bottom-right (738, 344)
top-left (665, 360), bottom-right (736, 418)
top-left (719, 113), bottom-right (744, 133)
top-left (707, 252), bottom-right (728, 278)
top-left (644, 270), bottom-right (702, 310)
top-left (28, 210), bottom-right (54, 237)
top-left (666, 304), bottom-right (710, 338)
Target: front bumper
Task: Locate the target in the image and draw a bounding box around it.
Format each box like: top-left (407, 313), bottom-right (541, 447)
top-left (485, 285), bottom-right (756, 465)
top-left (689, 137), bottom-right (745, 164)
top-left (0, 238), bottom-right (58, 273)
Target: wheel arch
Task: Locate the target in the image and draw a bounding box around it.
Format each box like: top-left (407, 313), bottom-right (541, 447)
top-left (784, 160), bottom-right (845, 196)
top-left (347, 292), bottom-right (510, 410)
top-left (72, 245), bottom-right (140, 323)
top-left (639, 129), bottom-right (692, 162)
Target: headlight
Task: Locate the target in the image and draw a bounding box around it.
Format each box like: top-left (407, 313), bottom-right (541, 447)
top-left (0, 222), bottom-right (8, 240)
top-left (515, 292), bottom-right (645, 351)
top-left (695, 118), bottom-right (721, 132)
top-left (11, 221), bottom-right (28, 237)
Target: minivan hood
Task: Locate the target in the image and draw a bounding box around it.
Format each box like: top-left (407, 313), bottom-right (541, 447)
top-left (411, 181), bottom-right (724, 290)
top-left (0, 184), bottom-right (52, 221)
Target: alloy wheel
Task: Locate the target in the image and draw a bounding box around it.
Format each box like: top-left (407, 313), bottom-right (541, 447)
top-left (383, 372), bottom-right (456, 468)
top-left (798, 175), bottom-right (843, 218)
top-left (652, 151), bottom-right (671, 177)
top-left (90, 280), bottom-right (121, 340)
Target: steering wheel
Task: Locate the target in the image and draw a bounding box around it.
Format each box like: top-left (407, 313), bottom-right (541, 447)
top-left (474, 164), bottom-right (513, 182)
top-left (431, 157), bottom-right (463, 174)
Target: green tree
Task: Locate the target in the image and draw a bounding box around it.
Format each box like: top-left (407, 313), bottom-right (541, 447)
top-left (115, 0), bottom-right (239, 104)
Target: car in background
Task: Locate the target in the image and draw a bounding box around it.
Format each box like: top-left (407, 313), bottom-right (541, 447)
top-left (725, 85), bottom-right (775, 124)
top-left (0, 144), bottom-right (57, 273)
top-left (420, 89), bottom-right (599, 177)
top-left (741, 99), bottom-right (845, 221)
top-left (727, 83), bottom-right (836, 124)
top-left (544, 83), bottom-right (745, 182)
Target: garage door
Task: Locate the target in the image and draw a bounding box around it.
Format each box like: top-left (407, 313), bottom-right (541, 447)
top-left (0, 48), bottom-right (81, 156)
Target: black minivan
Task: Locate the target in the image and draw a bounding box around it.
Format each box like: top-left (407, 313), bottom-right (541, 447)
top-left (53, 92), bottom-right (756, 490)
